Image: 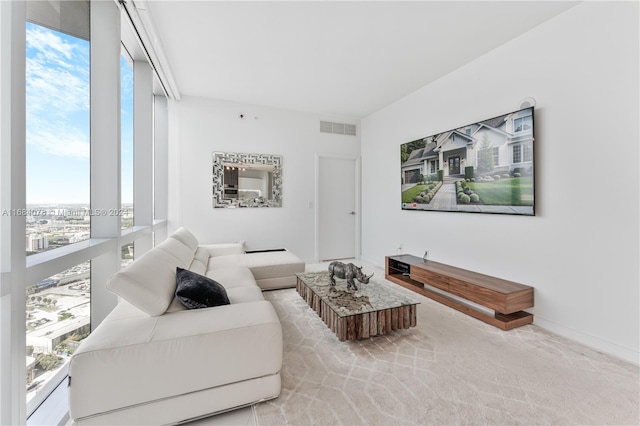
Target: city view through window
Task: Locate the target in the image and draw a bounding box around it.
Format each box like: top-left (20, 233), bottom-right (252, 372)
top-left (26, 261), bottom-right (90, 403)
top-left (24, 21), bottom-right (134, 405)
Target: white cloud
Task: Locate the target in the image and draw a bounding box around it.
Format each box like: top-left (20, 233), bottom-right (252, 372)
top-left (26, 23), bottom-right (90, 159)
top-left (26, 24), bottom-right (89, 113)
top-left (26, 25), bottom-right (74, 61)
top-left (26, 57), bottom-right (89, 114)
top-left (27, 120), bottom-right (89, 159)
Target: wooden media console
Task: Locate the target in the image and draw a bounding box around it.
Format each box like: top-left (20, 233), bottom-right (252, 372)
top-left (385, 255), bottom-right (533, 330)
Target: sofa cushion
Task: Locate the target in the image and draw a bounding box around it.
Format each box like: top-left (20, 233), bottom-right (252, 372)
top-left (155, 237), bottom-right (197, 269)
top-left (206, 266), bottom-right (258, 290)
top-left (165, 296), bottom-right (188, 313)
top-left (165, 277), bottom-right (264, 314)
top-left (226, 286), bottom-right (265, 304)
top-left (207, 250), bottom-right (304, 281)
top-left (106, 248), bottom-right (179, 316)
top-left (200, 242), bottom-right (245, 257)
top-left (169, 227), bottom-right (200, 252)
top-left (245, 251), bottom-right (305, 281)
top-left (175, 267), bottom-right (230, 309)
top-left (188, 247), bottom-right (211, 275)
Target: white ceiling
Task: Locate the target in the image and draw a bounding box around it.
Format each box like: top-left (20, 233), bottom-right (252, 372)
top-left (143, 1), bottom-right (578, 119)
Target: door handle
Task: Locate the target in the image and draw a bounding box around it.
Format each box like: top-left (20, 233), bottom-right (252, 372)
top-left (349, 211), bottom-right (356, 215)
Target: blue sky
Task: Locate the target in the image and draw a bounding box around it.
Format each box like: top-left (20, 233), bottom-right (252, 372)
top-left (26, 22), bottom-right (133, 205)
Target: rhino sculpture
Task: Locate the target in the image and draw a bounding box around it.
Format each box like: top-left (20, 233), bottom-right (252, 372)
top-left (328, 261), bottom-right (374, 291)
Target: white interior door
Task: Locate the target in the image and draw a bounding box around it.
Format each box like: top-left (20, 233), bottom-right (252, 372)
top-left (318, 156), bottom-right (357, 261)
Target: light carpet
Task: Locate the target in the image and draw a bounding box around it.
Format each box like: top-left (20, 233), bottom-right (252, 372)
top-left (255, 281), bottom-right (639, 425)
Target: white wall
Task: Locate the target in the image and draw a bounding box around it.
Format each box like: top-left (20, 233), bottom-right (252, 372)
top-left (168, 96), bottom-right (360, 262)
top-left (360, 2), bottom-right (639, 364)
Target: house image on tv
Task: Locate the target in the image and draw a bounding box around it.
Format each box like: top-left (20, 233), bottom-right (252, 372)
top-left (401, 107), bottom-right (534, 183)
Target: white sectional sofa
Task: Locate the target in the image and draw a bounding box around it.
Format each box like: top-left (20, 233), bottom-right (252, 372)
top-left (67, 228), bottom-right (304, 425)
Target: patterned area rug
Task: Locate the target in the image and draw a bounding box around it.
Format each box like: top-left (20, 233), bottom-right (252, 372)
top-left (255, 284), bottom-right (639, 425)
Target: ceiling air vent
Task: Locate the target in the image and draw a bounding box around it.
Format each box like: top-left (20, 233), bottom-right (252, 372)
top-left (320, 121), bottom-right (357, 136)
top-left (332, 122), bottom-right (345, 134)
top-left (320, 121), bottom-right (333, 133)
top-left (344, 124), bottom-right (356, 136)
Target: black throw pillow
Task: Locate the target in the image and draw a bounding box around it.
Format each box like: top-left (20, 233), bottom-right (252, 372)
top-left (175, 267), bottom-right (230, 309)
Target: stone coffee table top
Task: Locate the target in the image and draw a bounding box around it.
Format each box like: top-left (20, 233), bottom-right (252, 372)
top-left (295, 271), bottom-right (419, 317)
top-left (296, 271), bottom-right (419, 340)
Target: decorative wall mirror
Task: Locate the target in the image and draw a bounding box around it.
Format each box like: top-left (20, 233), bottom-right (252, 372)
top-left (213, 152), bottom-right (282, 208)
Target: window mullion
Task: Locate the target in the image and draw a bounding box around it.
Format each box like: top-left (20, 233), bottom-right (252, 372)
top-left (89, 1), bottom-right (121, 329)
top-left (154, 95), bottom-right (168, 222)
top-left (133, 61), bottom-right (154, 255)
top-left (0, 2), bottom-right (27, 425)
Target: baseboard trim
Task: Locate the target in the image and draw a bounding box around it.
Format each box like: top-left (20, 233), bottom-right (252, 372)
top-left (359, 255), bottom-right (379, 267)
top-left (533, 316), bottom-right (639, 366)
top-left (360, 254), bottom-right (639, 366)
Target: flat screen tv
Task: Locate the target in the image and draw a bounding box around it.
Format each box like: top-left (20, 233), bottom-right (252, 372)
top-left (400, 106), bottom-right (535, 216)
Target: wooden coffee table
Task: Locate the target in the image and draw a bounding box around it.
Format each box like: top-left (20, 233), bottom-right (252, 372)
top-left (295, 271), bottom-right (419, 341)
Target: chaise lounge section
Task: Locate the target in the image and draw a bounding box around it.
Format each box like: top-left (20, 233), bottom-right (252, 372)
top-left (207, 249), bottom-right (306, 290)
top-left (67, 228), bottom-right (304, 425)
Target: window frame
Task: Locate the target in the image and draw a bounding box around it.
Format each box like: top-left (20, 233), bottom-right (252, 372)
top-left (121, 46), bottom-right (135, 230)
top-left (514, 115), bottom-right (532, 134)
top-left (523, 143), bottom-right (533, 163)
top-left (512, 143), bottom-right (533, 165)
top-left (429, 159), bottom-right (439, 174)
top-left (513, 144), bottom-right (522, 164)
top-left (0, 2), bottom-right (169, 424)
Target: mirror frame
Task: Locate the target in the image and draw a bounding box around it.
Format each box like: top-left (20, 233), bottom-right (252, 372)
top-left (212, 152), bottom-right (283, 208)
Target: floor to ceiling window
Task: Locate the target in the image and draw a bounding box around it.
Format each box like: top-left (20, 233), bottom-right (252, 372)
top-left (25, 23), bottom-right (90, 256)
top-left (0, 0), bottom-right (167, 424)
top-left (26, 262), bottom-right (90, 406)
top-left (24, 9), bottom-right (92, 414)
top-left (121, 51), bottom-right (134, 229)
top-left (0, 2), bottom-right (170, 424)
